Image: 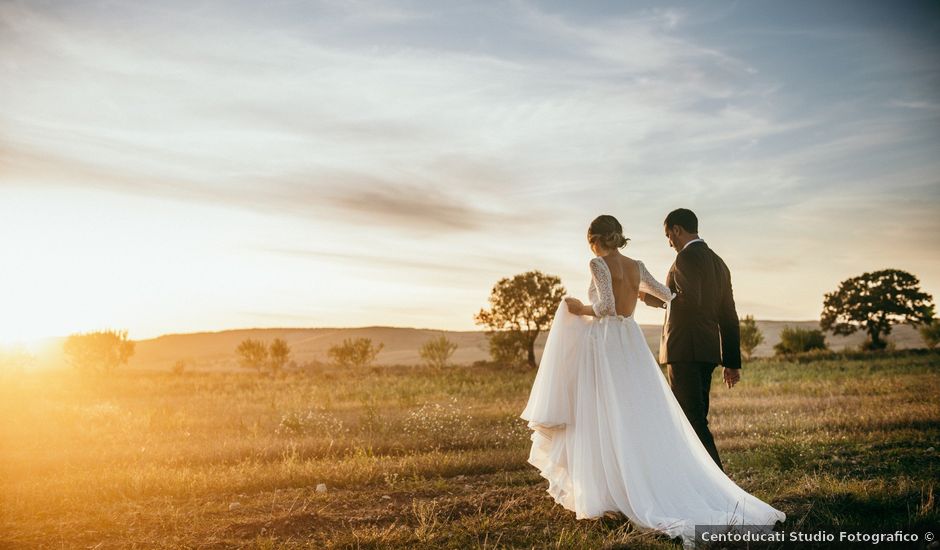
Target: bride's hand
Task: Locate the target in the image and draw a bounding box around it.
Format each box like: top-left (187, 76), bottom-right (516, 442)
top-left (564, 297), bottom-right (583, 314)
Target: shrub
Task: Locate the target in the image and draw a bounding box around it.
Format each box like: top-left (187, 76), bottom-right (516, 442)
top-left (63, 329), bottom-right (135, 374)
top-left (486, 330), bottom-right (529, 367)
top-left (739, 314), bottom-right (764, 360)
top-left (920, 319), bottom-right (940, 349)
top-left (235, 339), bottom-right (268, 373)
top-left (268, 338), bottom-right (291, 374)
top-left (328, 337), bottom-right (383, 368)
top-left (773, 326), bottom-right (827, 355)
top-left (419, 335), bottom-right (458, 369)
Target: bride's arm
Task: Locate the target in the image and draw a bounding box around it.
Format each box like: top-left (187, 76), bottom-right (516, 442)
top-left (638, 261), bottom-right (676, 304)
top-left (565, 259), bottom-right (614, 316)
top-left (565, 297), bottom-right (596, 316)
top-left (587, 258), bottom-right (616, 316)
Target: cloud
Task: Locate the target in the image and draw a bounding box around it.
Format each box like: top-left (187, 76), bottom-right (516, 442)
top-left (2, 0), bottom-right (795, 231)
top-left (2, 0), bottom-right (939, 332)
top-left (1, 137), bottom-right (542, 234)
top-left (254, 245), bottom-right (510, 276)
top-left (262, 171), bottom-right (546, 233)
top-left (890, 99), bottom-right (940, 111)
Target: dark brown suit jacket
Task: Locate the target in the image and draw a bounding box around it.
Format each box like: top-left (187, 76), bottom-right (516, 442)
top-left (655, 240), bottom-right (741, 369)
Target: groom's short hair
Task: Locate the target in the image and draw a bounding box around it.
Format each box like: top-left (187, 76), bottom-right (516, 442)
top-left (664, 208), bottom-right (698, 233)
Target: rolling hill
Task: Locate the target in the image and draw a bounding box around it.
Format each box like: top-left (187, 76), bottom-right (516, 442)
top-left (24, 321), bottom-right (926, 372)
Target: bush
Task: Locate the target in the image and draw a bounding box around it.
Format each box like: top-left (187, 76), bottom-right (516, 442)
top-left (234, 338), bottom-right (292, 376)
top-left (268, 338), bottom-right (291, 374)
top-left (419, 335), bottom-right (458, 369)
top-left (328, 337), bottom-right (383, 368)
top-left (774, 326), bottom-right (827, 355)
top-left (486, 330), bottom-right (529, 367)
top-left (920, 319), bottom-right (940, 349)
top-left (64, 329), bottom-right (135, 374)
top-left (739, 314), bottom-right (764, 360)
top-left (860, 339), bottom-right (896, 352)
top-left (235, 339), bottom-right (268, 373)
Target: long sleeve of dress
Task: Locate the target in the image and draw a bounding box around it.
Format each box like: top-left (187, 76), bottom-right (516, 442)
top-left (638, 260), bottom-right (675, 303)
top-left (589, 257), bottom-right (616, 317)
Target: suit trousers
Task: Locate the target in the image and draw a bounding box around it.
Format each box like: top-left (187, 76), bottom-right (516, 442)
top-left (666, 361), bottom-right (724, 472)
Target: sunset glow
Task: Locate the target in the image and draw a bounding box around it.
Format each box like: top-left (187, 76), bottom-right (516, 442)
top-left (2, 3), bottom-right (939, 548)
top-left (2, 1), bottom-right (938, 342)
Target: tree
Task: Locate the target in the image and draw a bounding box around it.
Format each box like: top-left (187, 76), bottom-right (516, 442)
top-left (328, 337), bottom-right (383, 368)
top-left (63, 329), bottom-right (135, 374)
top-left (236, 338), bottom-right (268, 373)
top-left (920, 319), bottom-right (940, 350)
top-left (475, 270), bottom-right (566, 368)
top-left (773, 326), bottom-right (827, 355)
top-left (821, 269), bottom-right (935, 351)
top-left (419, 335), bottom-right (458, 369)
top-left (739, 315), bottom-right (764, 361)
top-left (268, 338), bottom-right (292, 374)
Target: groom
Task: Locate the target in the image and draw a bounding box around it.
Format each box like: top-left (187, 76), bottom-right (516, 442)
top-left (643, 208), bottom-right (741, 472)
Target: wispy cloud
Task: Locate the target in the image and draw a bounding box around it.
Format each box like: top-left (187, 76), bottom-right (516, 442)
top-left (890, 99), bottom-right (940, 111)
top-left (1, 0), bottom-right (938, 337)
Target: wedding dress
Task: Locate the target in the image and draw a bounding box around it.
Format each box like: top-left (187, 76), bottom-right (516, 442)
top-left (519, 256), bottom-right (785, 549)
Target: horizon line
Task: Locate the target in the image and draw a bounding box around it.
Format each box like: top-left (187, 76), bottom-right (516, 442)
top-left (23, 318), bottom-right (842, 343)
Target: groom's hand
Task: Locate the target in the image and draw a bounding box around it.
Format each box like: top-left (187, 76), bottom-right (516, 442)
top-left (722, 367), bottom-right (740, 389)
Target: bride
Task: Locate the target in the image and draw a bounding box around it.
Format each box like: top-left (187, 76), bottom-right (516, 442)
top-left (519, 215), bottom-right (785, 549)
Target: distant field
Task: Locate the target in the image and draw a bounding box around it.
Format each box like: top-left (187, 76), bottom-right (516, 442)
top-left (1, 352), bottom-right (937, 548)
top-left (28, 321), bottom-right (928, 372)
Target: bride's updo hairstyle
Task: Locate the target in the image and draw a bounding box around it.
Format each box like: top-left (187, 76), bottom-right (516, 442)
top-left (588, 214), bottom-right (630, 250)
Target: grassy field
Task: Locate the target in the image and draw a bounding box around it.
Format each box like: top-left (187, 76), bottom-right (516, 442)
top-left (2, 353), bottom-right (938, 549)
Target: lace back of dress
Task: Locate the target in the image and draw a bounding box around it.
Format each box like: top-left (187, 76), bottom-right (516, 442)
top-left (588, 257), bottom-right (617, 317)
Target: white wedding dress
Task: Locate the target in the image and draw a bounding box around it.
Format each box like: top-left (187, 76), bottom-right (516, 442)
top-left (520, 256), bottom-right (785, 549)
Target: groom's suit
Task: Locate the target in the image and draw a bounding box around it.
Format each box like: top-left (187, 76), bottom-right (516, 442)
top-left (649, 239), bottom-right (740, 472)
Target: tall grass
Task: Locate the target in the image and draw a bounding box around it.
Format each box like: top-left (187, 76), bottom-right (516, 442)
top-left (1, 354), bottom-right (937, 548)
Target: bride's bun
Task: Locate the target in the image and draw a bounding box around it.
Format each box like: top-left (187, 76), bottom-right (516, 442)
top-left (588, 215), bottom-right (630, 250)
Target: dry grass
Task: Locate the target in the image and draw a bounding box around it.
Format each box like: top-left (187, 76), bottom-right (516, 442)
top-left (1, 353), bottom-right (938, 549)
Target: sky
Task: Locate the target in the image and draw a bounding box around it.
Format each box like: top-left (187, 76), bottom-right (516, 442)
top-left (1, 0), bottom-right (939, 344)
